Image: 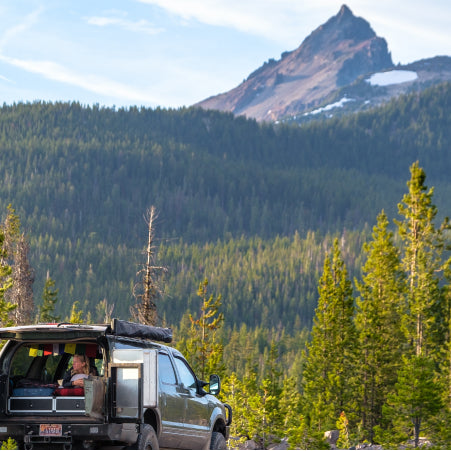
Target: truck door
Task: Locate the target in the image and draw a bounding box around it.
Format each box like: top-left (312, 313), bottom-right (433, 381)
top-left (172, 356), bottom-right (210, 449)
top-left (157, 352), bottom-right (185, 449)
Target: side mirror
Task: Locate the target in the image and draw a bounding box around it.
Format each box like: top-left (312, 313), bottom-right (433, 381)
top-left (209, 374), bottom-right (221, 396)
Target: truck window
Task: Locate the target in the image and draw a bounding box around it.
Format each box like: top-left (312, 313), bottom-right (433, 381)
top-left (9, 346), bottom-right (34, 380)
top-left (158, 353), bottom-right (176, 385)
top-left (42, 355), bottom-right (63, 383)
top-left (9, 345), bottom-right (64, 386)
top-left (173, 357), bottom-right (196, 389)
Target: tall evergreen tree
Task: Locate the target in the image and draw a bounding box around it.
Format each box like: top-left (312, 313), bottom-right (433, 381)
top-left (375, 355), bottom-right (442, 448)
top-left (181, 278), bottom-right (225, 380)
top-left (302, 238), bottom-right (357, 433)
top-left (377, 163), bottom-right (449, 447)
top-left (39, 273), bottom-right (60, 323)
top-left (354, 211), bottom-right (406, 440)
top-left (395, 161), bottom-right (449, 357)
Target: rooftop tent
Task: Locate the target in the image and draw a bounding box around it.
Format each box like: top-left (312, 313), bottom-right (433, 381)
top-left (111, 319), bottom-right (173, 343)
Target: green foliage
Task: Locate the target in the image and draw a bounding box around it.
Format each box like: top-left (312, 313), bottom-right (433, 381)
top-left (0, 231), bottom-right (16, 328)
top-left (302, 239), bottom-right (357, 432)
top-left (336, 412), bottom-right (351, 449)
top-left (395, 161), bottom-right (449, 356)
top-left (354, 210), bottom-right (406, 439)
top-left (377, 355), bottom-right (442, 448)
top-left (67, 301), bottom-right (84, 323)
top-left (0, 86), bottom-right (450, 448)
top-left (0, 438), bottom-right (18, 450)
top-left (177, 279), bottom-right (225, 380)
top-left (0, 84), bottom-right (449, 328)
top-left (39, 275), bottom-right (60, 323)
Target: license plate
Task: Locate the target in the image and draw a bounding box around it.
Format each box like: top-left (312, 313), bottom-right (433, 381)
top-left (39, 424), bottom-right (62, 437)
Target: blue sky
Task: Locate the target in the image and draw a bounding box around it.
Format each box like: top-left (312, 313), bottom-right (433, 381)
top-left (0, 0), bottom-right (449, 109)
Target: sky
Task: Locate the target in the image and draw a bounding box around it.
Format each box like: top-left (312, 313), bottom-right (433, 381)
top-left (0, 0), bottom-right (449, 110)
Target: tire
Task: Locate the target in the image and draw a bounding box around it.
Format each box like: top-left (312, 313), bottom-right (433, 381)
top-left (136, 424), bottom-right (159, 450)
top-left (210, 431), bottom-right (227, 450)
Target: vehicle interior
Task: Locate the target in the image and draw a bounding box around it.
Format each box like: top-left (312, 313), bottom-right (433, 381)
top-left (8, 342), bottom-right (105, 397)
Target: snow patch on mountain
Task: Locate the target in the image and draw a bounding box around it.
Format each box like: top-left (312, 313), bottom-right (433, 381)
top-left (305, 97), bottom-right (355, 116)
top-left (366, 70), bottom-right (418, 86)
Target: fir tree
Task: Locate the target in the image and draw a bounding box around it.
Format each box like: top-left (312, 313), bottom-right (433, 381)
top-left (302, 238), bottom-right (357, 433)
top-left (336, 411), bottom-right (351, 449)
top-left (376, 355), bottom-right (442, 448)
top-left (395, 161), bottom-right (449, 357)
top-left (354, 211), bottom-right (406, 440)
top-left (39, 274), bottom-right (60, 323)
top-left (182, 278), bottom-right (225, 380)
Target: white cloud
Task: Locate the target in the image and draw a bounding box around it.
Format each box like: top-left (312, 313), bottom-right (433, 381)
top-left (86, 15), bottom-right (164, 35)
top-left (136, 0), bottom-right (451, 60)
top-left (0, 74), bottom-right (14, 84)
top-left (0, 54), bottom-right (159, 105)
top-left (136, 0), bottom-right (337, 43)
top-left (0, 6), bottom-right (44, 52)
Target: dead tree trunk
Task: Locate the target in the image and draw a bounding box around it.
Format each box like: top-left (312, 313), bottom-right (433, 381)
top-left (130, 206), bottom-right (167, 326)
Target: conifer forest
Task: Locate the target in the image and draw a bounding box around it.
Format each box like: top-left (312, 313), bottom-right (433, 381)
top-left (1, 82), bottom-right (451, 448)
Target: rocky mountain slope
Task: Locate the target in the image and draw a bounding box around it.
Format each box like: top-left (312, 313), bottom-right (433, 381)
top-left (195, 5), bottom-right (451, 123)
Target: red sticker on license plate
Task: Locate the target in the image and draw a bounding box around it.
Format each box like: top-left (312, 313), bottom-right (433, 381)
top-left (39, 424), bottom-right (62, 436)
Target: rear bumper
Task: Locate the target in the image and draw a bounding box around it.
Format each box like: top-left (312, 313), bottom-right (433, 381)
top-left (0, 421), bottom-right (134, 447)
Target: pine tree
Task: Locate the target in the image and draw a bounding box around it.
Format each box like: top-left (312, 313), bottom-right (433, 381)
top-left (279, 377), bottom-right (312, 449)
top-left (376, 355), bottom-right (442, 448)
top-left (302, 238), bottom-right (357, 433)
top-left (183, 278), bottom-right (225, 380)
top-left (257, 343), bottom-right (284, 447)
top-left (221, 367), bottom-right (261, 447)
top-left (39, 273), bottom-right (60, 323)
top-left (395, 161), bottom-right (449, 357)
top-left (375, 163), bottom-right (449, 447)
top-left (336, 411), bottom-right (351, 449)
top-left (354, 211), bottom-right (406, 440)
top-left (68, 301), bottom-right (84, 323)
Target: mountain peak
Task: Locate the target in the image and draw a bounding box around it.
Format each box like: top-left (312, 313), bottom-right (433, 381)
top-left (302, 4), bottom-right (375, 53)
top-left (196, 6), bottom-right (393, 122)
top-left (338, 4), bottom-right (353, 16)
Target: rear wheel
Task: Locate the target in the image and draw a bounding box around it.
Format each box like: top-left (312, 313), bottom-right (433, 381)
top-left (210, 431), bottom-right (226, 449)
top-left (136, 424), bottom-right (159, 450)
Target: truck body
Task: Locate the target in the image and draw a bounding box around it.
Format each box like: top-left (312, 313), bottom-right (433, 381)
top-left (0, 319), bottom-right (231, 449)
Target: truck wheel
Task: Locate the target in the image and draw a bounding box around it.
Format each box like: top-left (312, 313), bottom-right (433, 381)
top-left (137, 424), bottom-right (159, 450)
top-left (210, 431), bottom-right (226, 449)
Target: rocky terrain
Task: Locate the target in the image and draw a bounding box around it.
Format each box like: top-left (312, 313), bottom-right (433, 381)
top-left (195, 4), bottom-right (451, 124)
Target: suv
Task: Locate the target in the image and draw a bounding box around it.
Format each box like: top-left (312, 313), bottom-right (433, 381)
top-left (0, 319), bottom-right (231, 449)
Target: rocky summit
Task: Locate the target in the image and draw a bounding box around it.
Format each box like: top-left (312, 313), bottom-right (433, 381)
top-left (195, 5), bottom-right (451, 123)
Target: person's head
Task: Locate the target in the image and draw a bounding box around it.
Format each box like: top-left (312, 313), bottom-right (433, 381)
top-left (72, 354), bottom-right (90, 375)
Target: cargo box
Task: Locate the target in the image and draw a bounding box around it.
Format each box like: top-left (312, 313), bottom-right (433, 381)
top-left (12, 387), bottom-right (55, 397)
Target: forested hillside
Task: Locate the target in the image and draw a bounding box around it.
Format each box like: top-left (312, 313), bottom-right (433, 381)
top-left (1, 82), bottom-right (451, 448)
top-left (0, 82), bottom-right (450, 328)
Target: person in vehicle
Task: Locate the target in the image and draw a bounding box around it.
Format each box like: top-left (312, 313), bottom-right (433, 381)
top-left (62, 354), bottom-right (93, 388)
